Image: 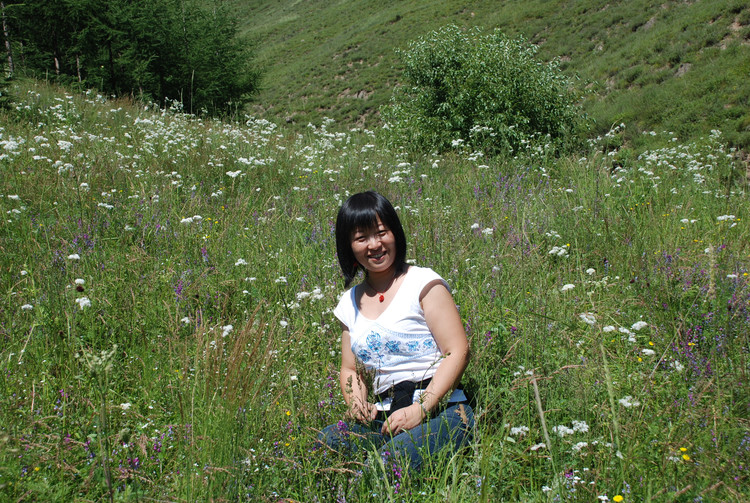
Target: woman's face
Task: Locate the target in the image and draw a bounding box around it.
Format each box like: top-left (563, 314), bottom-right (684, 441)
top-left (350, 216), bottom-right (396, 274)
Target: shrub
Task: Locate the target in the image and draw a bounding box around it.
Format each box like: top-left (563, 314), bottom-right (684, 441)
top-left (381, 25), bottom-right (586, 156)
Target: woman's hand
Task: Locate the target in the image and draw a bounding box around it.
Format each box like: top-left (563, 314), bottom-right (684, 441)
top-left (345, 399), bottom-right (377, 424)
top-left (381, 403), bottom-right (425, 436)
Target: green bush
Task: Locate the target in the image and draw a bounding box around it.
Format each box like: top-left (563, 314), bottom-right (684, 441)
top-left (381, 25), bottom-right (586, 156)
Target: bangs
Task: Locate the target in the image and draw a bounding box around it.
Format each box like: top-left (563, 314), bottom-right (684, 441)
top-left (341, 203), bottom-right (381, 236)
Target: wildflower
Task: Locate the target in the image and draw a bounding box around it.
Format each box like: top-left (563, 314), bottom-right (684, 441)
top-left (67, 253), bottom-right (81, 260)
top-left (510, 425), bottom-right (529, 437)
top-left (641, 348), bottom-right (655, 356)
top-left (613, 496), bottom-right (624, 503)
top-left (8, 194), bottom-right (20, 200)
top-left (234, 258), bottom-right (248, 266)
top-left (602, 325), bottom-right (615, 332)
top-left (226, 170), bottom-right (242, 178)
top-left (74, 278), bottom-right (85, 285)
top-left (279, 320), bottom-right (288, 328)
top-left (618, 395), bottom-right (641, 408)
top-left (579, 312), bottom-right (596, 325)
top-left (716, 215), bottom-right (735, 221)
top-left (530, 442), bottom-right (546, 451)
top-left (552, 424), bottom-right (575, 437)
top-left (222, 325), bottom-right (233, 337)
top-left (631, 321), bottom-right (649, 331)
top-left (75, 297), bottom-right (91, 310)
top-left (470, 223), bottom-right (480, 230)
top-left (571, 441), bottom-right (588, 452)
top-left (680, 447), bottom-right (687, 452)
top-left (120, 403), bottom-right (132, 410)
top-left (670, 360), bottom-right (685, 372)
top-left (20, 270), bottom-right (27, 276)
top-left (548, 245), bottom-right (569, 257)
top-left (586, 268), bottom-right (596, 275)
top-left (180, 217), bottom-right (194, 225)
top-left (561, 283), bottom-right (575, 292)
top-left (180, 317), bottom-right (190, 324)
top-left (481, 227), bottom-right (494, 236)
top-left (21, 304), bottom-right (33, 311)
top-left (572, 420), bottom-right (589, 433)
top-left (275, 276), bottom-right (287, 284)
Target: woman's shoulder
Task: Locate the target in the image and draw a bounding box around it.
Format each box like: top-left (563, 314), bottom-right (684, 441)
top-left (405, 265), bottom-right (450, 294)
top-left (406, 265), bottom-right (445, 282)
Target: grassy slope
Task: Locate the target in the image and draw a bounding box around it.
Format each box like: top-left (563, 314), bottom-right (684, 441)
top-left (236, 0), bottom-right (750, 149)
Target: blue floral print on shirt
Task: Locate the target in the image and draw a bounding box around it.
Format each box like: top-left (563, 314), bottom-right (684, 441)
top-left (351, 323), bottom-right (439, 370)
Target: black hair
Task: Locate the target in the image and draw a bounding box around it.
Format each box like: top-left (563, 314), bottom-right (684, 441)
top-left (335, 191), bottom-right (408, 287)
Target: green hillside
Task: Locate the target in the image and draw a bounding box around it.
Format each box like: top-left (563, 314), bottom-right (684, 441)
top-left (237, 0), bottom-right (750, 149)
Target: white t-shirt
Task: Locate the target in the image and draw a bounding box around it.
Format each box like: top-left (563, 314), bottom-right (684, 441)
top-left (334, 266), bottom-right (456, 398)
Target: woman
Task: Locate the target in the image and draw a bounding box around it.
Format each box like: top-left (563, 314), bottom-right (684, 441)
top-left (319, 191), bottom-right (473, 472)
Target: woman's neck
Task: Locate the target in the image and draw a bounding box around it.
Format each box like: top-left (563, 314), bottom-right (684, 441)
top-left (365, 266), bottom-right (398, 293)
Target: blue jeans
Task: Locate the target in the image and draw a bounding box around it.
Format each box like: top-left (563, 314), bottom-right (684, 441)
top-left (318, 403), bottom-right (474, 472)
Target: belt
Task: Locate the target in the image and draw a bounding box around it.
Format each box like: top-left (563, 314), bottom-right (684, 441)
top-left (375, 378), bottom-right (464, 419)
top-left (376, 378), bottom-right (433, 417)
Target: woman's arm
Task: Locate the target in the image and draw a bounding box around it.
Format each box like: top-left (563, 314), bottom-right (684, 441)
top-left (340, 323), bottom-right (377, 423)
top-left (381, 280), bottom-right (469, 435)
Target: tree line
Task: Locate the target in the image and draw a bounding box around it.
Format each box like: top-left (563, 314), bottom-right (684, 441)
top-left (1, 0), bottom-right (260, 115)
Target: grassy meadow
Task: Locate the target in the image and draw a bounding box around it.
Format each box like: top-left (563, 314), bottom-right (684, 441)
top-left (1, 81), bottom-right (749, 502)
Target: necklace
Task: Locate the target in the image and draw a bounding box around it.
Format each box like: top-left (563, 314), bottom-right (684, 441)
top-left (366, 273), bottom-right (396, 303)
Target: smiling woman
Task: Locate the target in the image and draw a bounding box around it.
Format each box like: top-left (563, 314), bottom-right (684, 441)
top-left (319, 191), bottom-right (473, 473)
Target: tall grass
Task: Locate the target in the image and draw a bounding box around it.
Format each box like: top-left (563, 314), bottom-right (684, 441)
top-left (0, 81), bottom-right (748, 501)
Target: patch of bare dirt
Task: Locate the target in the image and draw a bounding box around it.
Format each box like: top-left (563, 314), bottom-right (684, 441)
top-left (675, 63), bottom-right (692, 76)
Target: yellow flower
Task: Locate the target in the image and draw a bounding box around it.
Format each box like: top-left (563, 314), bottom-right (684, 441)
top-left (649, 341), bottom-right (654, 346)
top-left (285, 410), bottom-right (291, 416)
top-left (680, 447), bottom-right (687, 452)
top-left (638, 357), bottom-right (643, 362)
top-left (613, 496), bottom-right (624, 502)
top-left (34, 466), bottom-right (40, 472)
top-left (682, 454), bottom-right (691, 461)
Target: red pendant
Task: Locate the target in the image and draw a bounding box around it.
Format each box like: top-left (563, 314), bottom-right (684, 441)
top-left (379, 294), bottom-right (385, 302)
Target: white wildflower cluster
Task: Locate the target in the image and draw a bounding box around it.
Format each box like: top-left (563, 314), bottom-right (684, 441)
top-left (512, 365), bottom-right (534, 377)
top-left (548, 244), bottom-right (569, 257)
top-left (552, 420), bottom-right (589, 438)
top-left (180, 215), bottom-right (203, 225)
top-left (618, 395), bottom-right (641, 408)
top-left (579, 312), bottom-right (596, 326)
top-left (296, 287), bottom-right (324, 302)
top-left (509, 425), bottom-right (529, 437)
top-left (561, 283), bottom-right (575, 292)
top-left (75, 297), bottom-right (92, 310)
